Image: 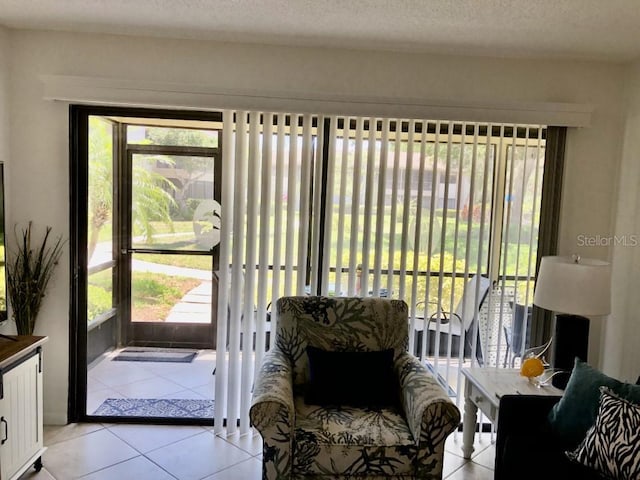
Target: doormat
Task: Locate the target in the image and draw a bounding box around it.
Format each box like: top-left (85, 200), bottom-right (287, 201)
top-left (425, 362), bottom-right (457, 397)
top-left (93, 398), bottom-right (214, 418)
top-left (112, 348), bottom-right (198, 363)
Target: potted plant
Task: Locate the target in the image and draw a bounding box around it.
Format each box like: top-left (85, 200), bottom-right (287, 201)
top-left (6, 222), bottom-right (64, 335)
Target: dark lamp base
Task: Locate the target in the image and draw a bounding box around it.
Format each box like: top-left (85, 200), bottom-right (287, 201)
top-left (552, 314), bottom-right (589, 389)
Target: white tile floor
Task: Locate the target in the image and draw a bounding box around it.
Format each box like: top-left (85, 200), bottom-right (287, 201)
top-left (19, 424), bottom-right (494, 480)
top-left (87, 349), bottom-right (216, 416)
top-left (61, 350), bottom-right (495, 479)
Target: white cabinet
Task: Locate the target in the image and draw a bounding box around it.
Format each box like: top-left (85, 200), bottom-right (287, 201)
top-left (0, 337), bottom-right (46, 480)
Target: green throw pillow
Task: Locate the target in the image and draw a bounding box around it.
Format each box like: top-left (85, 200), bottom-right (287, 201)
top-left (548, 358), bottom-right (640, 448)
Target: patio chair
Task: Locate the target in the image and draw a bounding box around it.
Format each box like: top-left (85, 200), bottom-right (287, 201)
top-left (250, 296), bottom-right (460, 480)
top-left (413, 275), bottom-right (492, 363)
top-left (503, 301), bottom-right (532, 367)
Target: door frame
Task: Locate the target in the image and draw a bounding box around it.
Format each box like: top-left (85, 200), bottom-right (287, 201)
top-left (122, 145), bottom-right (221, 348)
top-left (69, 105), bottom-right (224, 423)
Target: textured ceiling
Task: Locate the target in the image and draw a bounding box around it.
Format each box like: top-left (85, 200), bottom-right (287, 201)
top-left (1, 0), bottom-right (639, 62)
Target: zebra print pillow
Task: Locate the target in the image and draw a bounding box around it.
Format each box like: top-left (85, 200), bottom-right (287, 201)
top-left (566, 387), bottom-right (640, 479)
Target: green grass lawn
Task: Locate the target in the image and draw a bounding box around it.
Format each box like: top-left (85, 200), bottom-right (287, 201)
top-left (88, 204), bottom-right (538, 323)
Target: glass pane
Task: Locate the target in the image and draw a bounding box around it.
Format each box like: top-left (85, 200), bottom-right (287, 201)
top-left (131, 253), bottom-right (212, 323)
top-left (0, 165), bottom-right (6, 316)
top-left (88, 116), bottom-right (114, 266)
top-left (127, 125), bottom-right (218, 148)
top-left (131, 154), bottom-right (219, 251)
top-left (0, 264), bottom-right (5, 313)
top-left (327, 133), bottom-right (493, 307)
top-left (88, 268), bottom-right (113, 322)
top-left (500, 143), bottom-right (546, 278)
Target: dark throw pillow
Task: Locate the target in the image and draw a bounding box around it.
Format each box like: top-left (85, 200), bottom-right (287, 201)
top-left (567, 387), bottom-right (640, 480)
top-left (304, 346), bottom-right (398, 408)
top-left (548, 358), bottom-right (640, 448)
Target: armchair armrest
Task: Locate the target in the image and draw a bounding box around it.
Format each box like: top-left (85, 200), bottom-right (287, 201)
top-left (250, 348), bottom-right (295, 480)
top-left (250, 347), bottom-right (295, 429)
top-left (395, 353), bottom-right (460, 477)
top-left (395, 352), bottom-right (460, 443)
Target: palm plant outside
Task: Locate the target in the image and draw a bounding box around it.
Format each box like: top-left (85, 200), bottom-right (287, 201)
top-left (88, 118), bottom-right (176, 261)
top-left (88, 118), bottom-right (214, 321)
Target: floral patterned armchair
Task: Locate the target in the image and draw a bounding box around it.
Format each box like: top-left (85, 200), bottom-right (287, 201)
top-left (250, 296), bottom-right (460, 479)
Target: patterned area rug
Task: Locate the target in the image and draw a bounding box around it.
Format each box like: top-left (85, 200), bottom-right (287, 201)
top-left (93, 398), bottom-right (214, 418)
top-left (112, 348), bottom-right (198, 363)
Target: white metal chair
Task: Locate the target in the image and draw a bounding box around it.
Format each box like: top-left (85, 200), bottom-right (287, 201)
top-left (414, 275), bottom-right (492, 363)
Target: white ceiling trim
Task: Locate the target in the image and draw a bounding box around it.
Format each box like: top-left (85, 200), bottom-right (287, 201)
top-left (41, 74), bottom-right (592, 127)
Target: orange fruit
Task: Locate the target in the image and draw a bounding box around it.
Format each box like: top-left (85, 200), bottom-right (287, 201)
top-left (520, 357), bottom-right (545, 378)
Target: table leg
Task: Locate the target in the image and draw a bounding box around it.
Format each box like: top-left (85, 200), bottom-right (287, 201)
top-left (462, 392), bottom-right (478, 459)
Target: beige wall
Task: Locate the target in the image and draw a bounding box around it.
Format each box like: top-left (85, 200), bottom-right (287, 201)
top-left (603, 61), bottom-right (640, 382)
top-left (0, 27), bottom-right (9, 188)
top-left (0, 28), bottom-right (629, 423)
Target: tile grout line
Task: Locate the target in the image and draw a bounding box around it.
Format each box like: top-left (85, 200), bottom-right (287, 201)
top-left (72, 454), bottom-right (178, 480)
top-left (219, 438), bottom-right (262, 457)
top-left (43, 424), bottom-right (108, 447)
top-left (194, 455), bottom-right (260, 480)
top-left (105, 423), bottom-right (209, 455)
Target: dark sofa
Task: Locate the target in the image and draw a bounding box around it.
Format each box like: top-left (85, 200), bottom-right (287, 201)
top-left (495, 394), bottom-right (604, 480)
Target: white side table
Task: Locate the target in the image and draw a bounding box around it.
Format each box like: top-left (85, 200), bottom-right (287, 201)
top-left (460, 367), bottom-right (562, 459)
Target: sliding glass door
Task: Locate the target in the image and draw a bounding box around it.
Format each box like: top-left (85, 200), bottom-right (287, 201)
top-left (73, 109), bottom-right (224, 423)
top-left (72, 107), bottom-right (555, 429)
top-left (315, 120), bottom-right (547, 404)
top-left (214, 114), bottom-right (548, 431)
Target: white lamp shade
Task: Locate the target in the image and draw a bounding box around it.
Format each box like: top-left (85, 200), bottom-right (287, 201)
top-left (533, 256), bottom-right (611, 316)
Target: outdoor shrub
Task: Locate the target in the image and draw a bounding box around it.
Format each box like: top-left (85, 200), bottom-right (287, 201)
top-left (87, 284), bottom-right (112, 321)
top-left (133, 273), bottom-right (182, 304)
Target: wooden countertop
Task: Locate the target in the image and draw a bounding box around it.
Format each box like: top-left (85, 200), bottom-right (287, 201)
top-left (0, 335), bottom-right (48, 369)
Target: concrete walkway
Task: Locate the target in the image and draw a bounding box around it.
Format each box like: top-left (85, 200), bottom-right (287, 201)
top-left (90, 240), bottom-right (216, 324)
top-left (166, 281), bottom-right (212, 324)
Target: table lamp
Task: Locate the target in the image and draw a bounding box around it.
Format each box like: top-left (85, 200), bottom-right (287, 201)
top-left (533, 255), bottom-right (611, 389)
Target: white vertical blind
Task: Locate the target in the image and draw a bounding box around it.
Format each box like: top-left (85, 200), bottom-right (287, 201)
top-left (320, 118), bottom-right (547, 407)
top-left (214, 111), bottom-right (318, 432)
top-left (240, 113), bottom-right (260, 435)
top-left (398, 120), bottom-right (415, 301)
top-left (271, 113), bottom-right (286, 329)
top-left (298, 114), bottom-right (314, 295)
top-left (408, 123), bottom-right (428, 357)
top-left (214, 112), bottom-right (548, 430)
top-left (360, 118), bottom-right (377, 297)
top-left (387, 121), bottom-right (401, 297)
top-left (519, 128), bottom-right (544, 356)
top-left (213, 110), bottom-right (234, 435)
top-left (284, 115), bottom-right (299, 296)
top-left (226, 111), bottom-right (248, 435)
top-left (254, 113), bottom-right (273, 378)
top-left (347, 118), bottom-right (364, 296)
top-left (372, 119), bottom-right (390, 297)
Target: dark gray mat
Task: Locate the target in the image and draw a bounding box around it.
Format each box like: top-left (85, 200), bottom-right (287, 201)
top-left (112, 348), bottom-right (198, 363)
